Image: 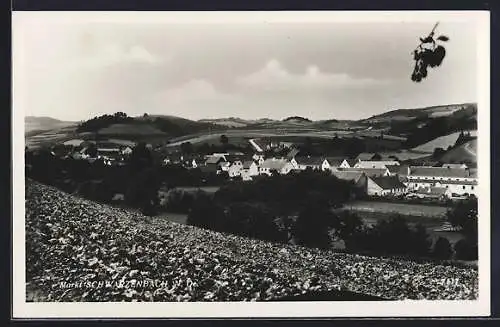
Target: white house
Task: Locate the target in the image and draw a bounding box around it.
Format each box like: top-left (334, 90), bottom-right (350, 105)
top-left (326, 157), bottom-right (351, 170)
top-left (252, 154), bottom-right (265, 165)
top-left (407, 166), bottom-right (478, 196)
top-left (240, 161), bottom-right (259, 181)
top-left (366, 176), bottom-right (408, 196)
top-left (259, 159), bottom-right (294, 176)
top-left (354, 160), bottom-right (400, 169)
top-left (228, 160), bottom-right (244, 177)
top-left (293, 156), bottom-right (331, 171)
top-left (121, 146), bottom-right (133, 155)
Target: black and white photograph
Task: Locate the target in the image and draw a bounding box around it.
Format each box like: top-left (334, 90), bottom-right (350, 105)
top-left (12, 11), bottom-right (490, 318)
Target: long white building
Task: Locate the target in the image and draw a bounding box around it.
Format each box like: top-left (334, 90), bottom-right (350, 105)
top-left (407, 166), bottom-right (478, 196)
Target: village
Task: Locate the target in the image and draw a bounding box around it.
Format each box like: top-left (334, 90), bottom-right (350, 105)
top-left (41, 134), bottom-right (478, 203)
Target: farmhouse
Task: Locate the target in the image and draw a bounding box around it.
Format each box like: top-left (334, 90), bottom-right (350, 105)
top-left (205, 155), bottom-right (226, 166)
top-left (240, 161), bottom-right (259, 181)
top-left (259, 158), bottom-right (294, 176)
top-left (331, 170), bottom-right (365, 183)
top-left (355, 153), bottom-right (380, 161)
top-left (354, 160), bottom-right (400, 169)
top-left (407, 166), bottom-right (478, 196)
top-left (366, 176), bottom-right (408, 197)
top-left (218, 161), bottom-right (231, 172)
top-left (252, 154), bottom-right (265, 165)
top-left (337, 167), bottom-right (390, 178)
top-left (293, 156), bottom-right (330, 171)
top-left (228, 160), bottom-right (244, 177)
top-left (326, 157), bottom-right (351, 170)
top-left (413, 186), bottom-right (452, 200)
top-left (121, 146), bottom-right (133, 155)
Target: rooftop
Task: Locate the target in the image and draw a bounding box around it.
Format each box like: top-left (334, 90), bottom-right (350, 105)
top-left (369, 176), bottom-right (407, 190)
top-left (295, 156), bottom-right (325, 166)
top-left (409, 166), bottom-right (471, 178)
top-left (260, 159), bottom-right (289, 170)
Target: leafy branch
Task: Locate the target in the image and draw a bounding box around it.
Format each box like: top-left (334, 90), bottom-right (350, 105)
top-left (411, 22), bottom-right (449, 82)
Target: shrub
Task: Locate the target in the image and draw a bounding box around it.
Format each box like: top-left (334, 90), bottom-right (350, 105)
top-left (292, 200), bottom-right (338, 249)
top-left (432, 237), bottom-right (453, 260)
top-left (454, 239), bottom-right (478, 261)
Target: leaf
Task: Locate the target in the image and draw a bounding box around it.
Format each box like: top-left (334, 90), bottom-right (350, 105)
top-left (437, 35), bottom-right (449, 42)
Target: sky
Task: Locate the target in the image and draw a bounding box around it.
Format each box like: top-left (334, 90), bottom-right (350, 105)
top-left (13, 12), bottom-right (480, 122)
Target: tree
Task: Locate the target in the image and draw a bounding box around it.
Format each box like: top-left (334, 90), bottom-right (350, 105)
top-left (125, 168), bottom-right (160, 216)
top-left (447, 198), bottom-right (478, 244)
top-left (432, 147), bottom-right (445, 159)
top-left (180, 142), bottom-right (193, 155)
top-left (408, 223), bottom-right (431, 258)
top-left (187, 193), bottom-right (223, 230)
top-left (432, 237), bottom-right (453, 260)
top-left (220, 134), bottom-right (229, 145)
top-left (86, 143), bottom-right (98, 158)
top-left (337, 211), bottom-right (366, 251)
top-left (454, 238), bottom-right (478, 261)
top-left (129, 142), bottom-right (153, 172)
top-left (292, 199), bottom-right (338, 249)
top-left (372, 216), bottom-right (413, 255)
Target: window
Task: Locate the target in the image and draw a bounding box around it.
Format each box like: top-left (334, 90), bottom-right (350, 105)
top-left (471, 186), bottom-right (475, 190)
top-left (462, 186), bottom-right (466, 190)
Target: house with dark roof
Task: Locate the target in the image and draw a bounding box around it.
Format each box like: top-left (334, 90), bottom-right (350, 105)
top-left (336, 167), bottom-right (389, 178)
top-left (326, 157), bottom-right (351, 170)
top-left (241, 160), bottom-right (259, 181)
top-left (354, 160), bottom-right (400, 169)
top-left (292, 156), bottom-right (330, 171)
top-left (356, 153), bottom-right (380, 161)
top-left (259, 158), bottom-right (294, 176)
top-left (366, 176), bottom-right (408, 196)
top-left (205, 155), bottom-right (226, 165)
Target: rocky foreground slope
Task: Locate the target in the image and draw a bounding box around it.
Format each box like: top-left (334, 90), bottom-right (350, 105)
top-left (25, 180), bottom-right (478, 302)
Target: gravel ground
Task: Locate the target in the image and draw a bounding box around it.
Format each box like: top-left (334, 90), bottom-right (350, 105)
top-left (25, 180), bottom-right (478, 302)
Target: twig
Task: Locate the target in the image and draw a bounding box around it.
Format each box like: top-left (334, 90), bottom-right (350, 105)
top-left (412, 22), bottom-right (440, 54)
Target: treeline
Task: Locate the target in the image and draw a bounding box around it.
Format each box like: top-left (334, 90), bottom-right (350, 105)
top-left (176, 172), bottom-right (478, 262)
top-left (76, 112), bottom-right (134, 132)
top-left (185, 189), bottom-right (478, 261)
top-left (25, 144), bottom-right (228, 216)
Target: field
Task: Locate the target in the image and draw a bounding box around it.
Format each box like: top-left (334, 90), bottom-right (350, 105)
top-left (341, 201), bottom-right (465, 245)
top-left (97, 123), bottom-right (167, 136)
top-left (343, 201), bottom-right (449, 218)
top-left (412, 130), bottom-right (477, 153)
top-left (25, 180), bottom-right (478, 301)
top-left (440, 139), bottom-right (477, 163)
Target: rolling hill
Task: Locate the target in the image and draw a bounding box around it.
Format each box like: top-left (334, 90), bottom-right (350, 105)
top-left (412, 130), bottom-right (478, 153)
top-left (25, 117), bottom-right (75, 134)
top-left (362, 103), bottom-right (477, 124)
top-left (439, 139), bottom-right (477, 164)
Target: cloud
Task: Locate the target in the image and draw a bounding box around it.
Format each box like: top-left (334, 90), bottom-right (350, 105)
top-left (154, 79), bottom-right (232, 104)
top-left (66, 44), bottom-right (166, 71)
top-left (236, 59), bottom-right (390, 91)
